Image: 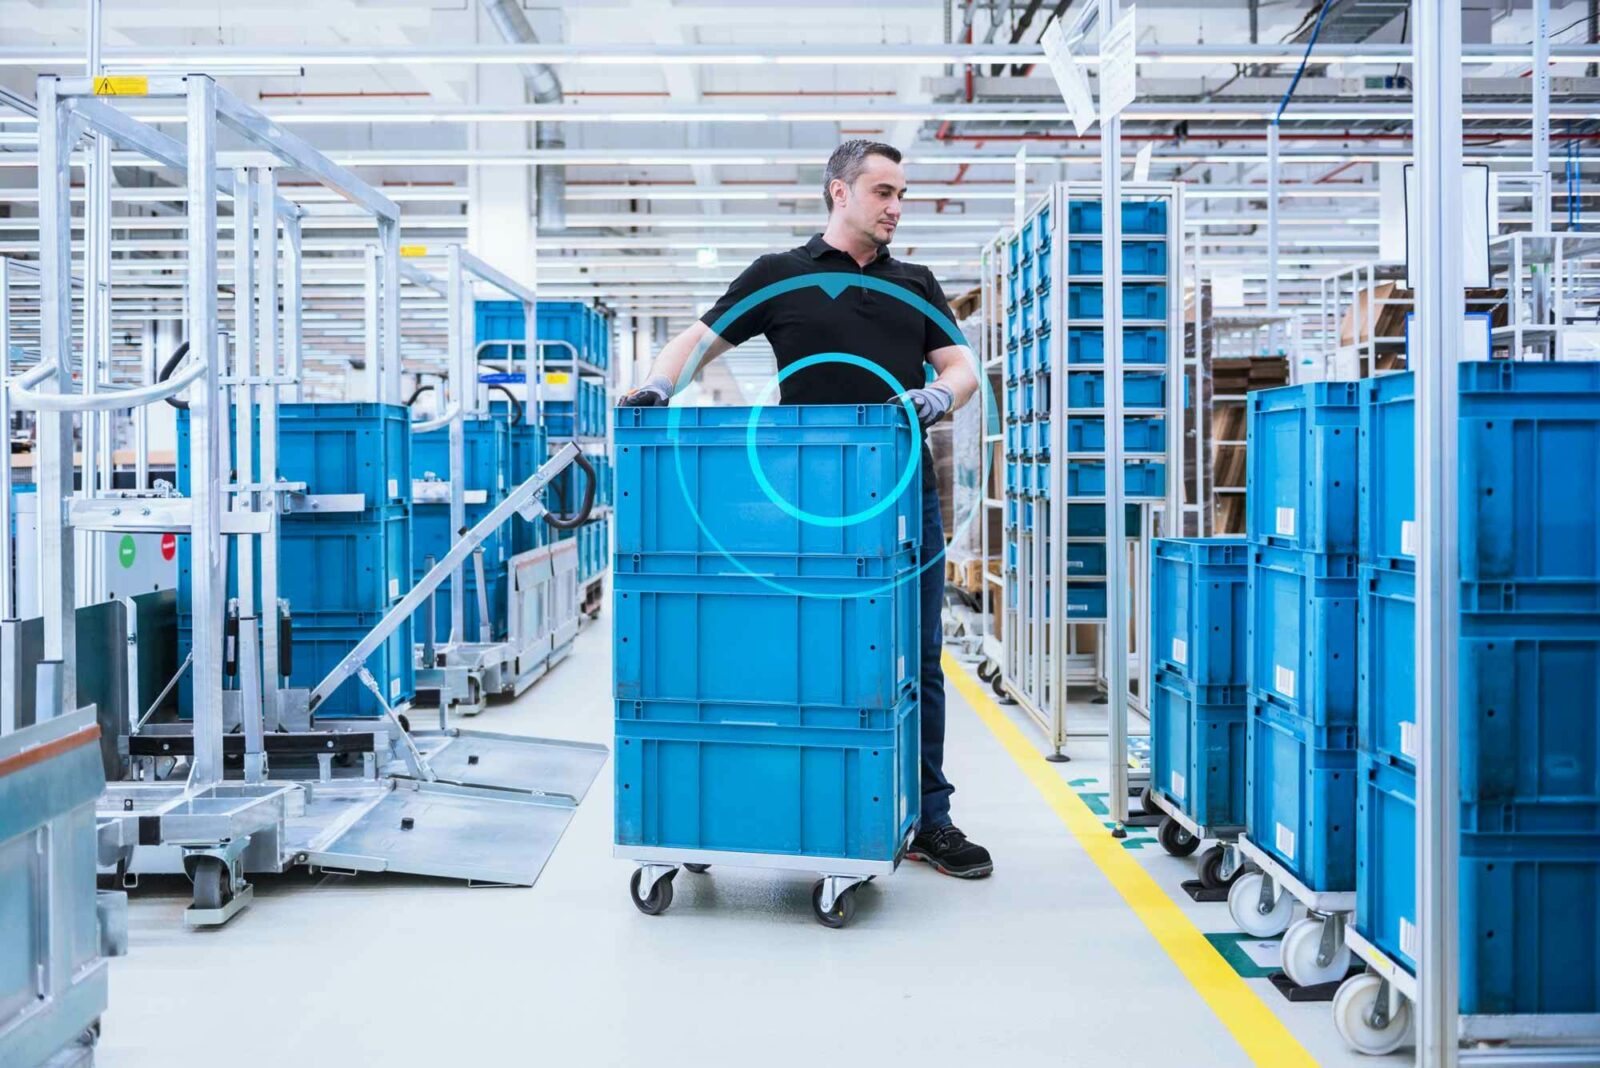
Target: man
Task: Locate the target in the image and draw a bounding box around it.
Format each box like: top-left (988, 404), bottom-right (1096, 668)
top-left (620, 140), bottom-right (991, 879)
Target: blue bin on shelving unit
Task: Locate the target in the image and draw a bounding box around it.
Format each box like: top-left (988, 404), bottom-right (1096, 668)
top-left (1246, 695), bottom-right (1358, 891)
top-left (1153, 669), bottom-right (1248, 835)
top-left (1246, 381), bottom-right (1360, 556)
top-left (1152, 538), bottom-right (1249, 687)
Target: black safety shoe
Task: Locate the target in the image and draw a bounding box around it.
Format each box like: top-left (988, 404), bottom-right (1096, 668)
top-left (907, 824), bottom-right (994, 879)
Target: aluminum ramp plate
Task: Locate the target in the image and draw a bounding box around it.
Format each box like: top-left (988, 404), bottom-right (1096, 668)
top-left (410, 730), bottom-right (609, 802)
top-left (304, 780), bottom-right (581, 886)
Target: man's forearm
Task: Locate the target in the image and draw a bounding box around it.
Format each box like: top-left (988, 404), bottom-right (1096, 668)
top-left (638, 321), bottom-right (730, 394)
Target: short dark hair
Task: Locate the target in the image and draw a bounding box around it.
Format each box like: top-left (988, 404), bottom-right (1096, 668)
top-left (822, 140), bottom-right (902, 212)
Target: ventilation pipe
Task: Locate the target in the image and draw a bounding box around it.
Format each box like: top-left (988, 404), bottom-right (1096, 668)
top-left (483, 0), bottom-right (566, 232)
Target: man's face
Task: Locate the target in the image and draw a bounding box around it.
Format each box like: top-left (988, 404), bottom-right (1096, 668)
top-left (834, 154), bottom-right (906, 247)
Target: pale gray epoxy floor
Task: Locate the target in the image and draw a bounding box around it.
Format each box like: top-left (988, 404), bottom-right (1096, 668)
top-left (98, 613), bottom-right (1405, 1067)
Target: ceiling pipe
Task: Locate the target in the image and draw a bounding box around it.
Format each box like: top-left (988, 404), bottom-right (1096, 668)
top-left (482, 0), bottom-right (565, 232)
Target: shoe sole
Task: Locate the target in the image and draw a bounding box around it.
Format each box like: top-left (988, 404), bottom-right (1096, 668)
top-left (905, 849), bottom-right (994, 879)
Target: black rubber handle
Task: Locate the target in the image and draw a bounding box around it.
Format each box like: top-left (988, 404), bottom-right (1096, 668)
top-left (278, 609), bottom-right (293, 677)
top-left (158, 341), bottom-right (191, 410)
top-left (488, 383), bottom-right (525, 425)
top-left (543, 451), bottom-right (597, 531)
top-left (223, 611), bottom-right (239, 678)
top-left (404, 382), bottom-right (436, 408)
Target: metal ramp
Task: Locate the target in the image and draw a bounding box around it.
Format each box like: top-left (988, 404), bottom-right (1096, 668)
top-left (409, 728), bottom-right (608, 801)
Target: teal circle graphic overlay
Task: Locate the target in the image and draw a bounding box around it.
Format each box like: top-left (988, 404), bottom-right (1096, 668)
top-left (744, 352), bottom-right (922, 529)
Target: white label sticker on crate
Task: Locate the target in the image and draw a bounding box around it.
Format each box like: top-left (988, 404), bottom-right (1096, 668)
top-left (1275, 822), bottom-right (1297, 861)
top-left (388, 478), bottom-right (398, 500)
top-left (1170, 770), bottom-right (1186, 798)
top-left (1399, 917), bottom-right (1419, 959)
top-left (1274, 664), bottom-right (1296, 700)
top-left (390, 678), bottom-right (400, 701)
top-left (389, 578), bottom-right (400, 600)
top-left (898, 655), bottom-right (906, 681)
top-left (1171, 638), bottom-right (1188, 666)
top-left (899, 515), bottom-right (907, 542)
top-left (1275, 507), bottom-right (1297, 537)
top-left (1400, 721), bottom-right (1420, 760)
top-left (1400, 520), bottom-right (1417, 557)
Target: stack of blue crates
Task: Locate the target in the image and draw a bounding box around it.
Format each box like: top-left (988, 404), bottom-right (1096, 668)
top-left (612, 405), bottom-right (922, 864)
top-left (488, 400), bottom-right (551, 555)
top-left (176, 403), bottom-right (416, 718)
top-left (1244, 382), bottom-right (1362, 892)
top-left (1150, 538), bottom-right (1250, 835)
top-left (475, 299), bottom-right (612, 372)
top-left (1354, 363), bottom-right (1600, 1017)
top-left (410, 417), bottom-right (512, 643)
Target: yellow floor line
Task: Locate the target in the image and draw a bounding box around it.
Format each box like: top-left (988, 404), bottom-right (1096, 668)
top-left (942, 652), bottom-right (1318, 1067)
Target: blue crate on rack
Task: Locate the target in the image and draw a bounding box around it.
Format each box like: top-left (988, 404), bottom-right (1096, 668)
top-left (1020, 337), bottom-right (1037, 376)
top-left (1065, 460), bottom-right (1165, 498)
top-left (1358, 564), bottom-right (1417, 769)
top-left (1461, 361), bottom-right (1600, 587)
top-left (1355, 753), bottom-right (1600, 1015)
top-left (476, 299), bottom-right (609, 369)
top-left (1246, 381), bottom-right (1360, 555)
top-left (1067, 371), bottom-right (1166, 409)
top-left (1034, 417), bottom-right (1051, 459)
top-left (1064, 581), bottom-right (1108, 620)
top-left (613, 405), bottom-right (919, 560)
top-left (1153, 668), bottom-right (1248, 833)
top-left (1066, 415), bottom-right (1167, 453)
top-left (1066, 542), bottom-right (1108, 577)
top-left (1067, 326), bottom-right (1168, 366)
top-left (273, 516), bottom-right (412, 624)
top-left (1359, 371), bottom-right (1415, 571)
top-left (1067, 283), bottom-right (1168, 321)
top-left (1067, 240), bottom-right (1169, 276)
top-left (614, 692), bottom-right (920, 864)
top-left (1248, 543), bottom-right (1359, 729)
top-left (1067, 199), bottom-right (1168, 235)
top-left (1246, 695), bottom-right (1358, 891)
top-left (612, 553), bottom-right (919, 708)
top-left (412, 417), bottom-right (510, 499)
top-left (1152, 538), bottom-right (1249, 687)
top-left (1034, 202), bottom-right (1052, 251)
top-left (411, 507), bottom-right (510, 643)
top-left (1036, 300), bottom-right (1053, 347)
top-left (1023, 377), bottom-right (1037, 418)
top-left (1032, 459), bottom-right (1051, 498)
top-left (1067, 502), bottom-right (1142, 538)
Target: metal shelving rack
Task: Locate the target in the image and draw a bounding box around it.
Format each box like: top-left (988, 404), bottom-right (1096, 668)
top-left (993, 181), bottom-right (1185, 759)
top-left (978, 236), bottom-right (1007, 661)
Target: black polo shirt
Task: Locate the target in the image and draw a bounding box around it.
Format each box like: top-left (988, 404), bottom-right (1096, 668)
top-left (698, 233), bottom-right (959, 407)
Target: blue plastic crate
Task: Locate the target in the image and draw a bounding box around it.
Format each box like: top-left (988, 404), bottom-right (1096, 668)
top-left (1066, 326), bottom-right (1168, 366)
top-left (1065, 460), bottom-right (1165, 498)
top-left (412, 417), bottom-right (511, 498)
top-left (1461, 361), bottom-right (1600, 587)
top-left (1033, 417), bottom-right (1051, 458)
top-left (614, 405), bottom-right (919, 561)
top-left (1359, 371), bottom-right (1415, 571)
top-left (1067, 199), bottom-right (1168, 235)
top-left (1066, 502), bottom-right (1142, 538)
top-left (1356, 755), bottom-right (1600, 1015)
top-left (1067, 371), bottom-right (1166, 410)
top-left (1032, 459), bottom-right (1051, 498)
top-left (1007, 237), bottom-right (1022, 272)
top-left (1066, 416), bottom-right (1167, 453)
top-left (1153, 668), bottom-right (1248, 833)
top-left (476, 299), bottom-right (607, 368)
top-left (1247, 695), bottom-right (1358, 891)
top-left (1019, 337), bottom-right (1037, 377)
top-left (1152, 538), bottom-right (1249, 687)
top-left (1063, 580), bottom-right (1108, 620)
top-left (1358, 564), bottom-right (1417, 769)
top-left (1022, 378), bottom-right (1036, 418)
top-left (1067, 283), bottom-right (1168, 321)
top-left (1247, 381), bottom-right (1360, 555)
top-left (411, 511), bottom-right (510, 643)
top-left (1066, 542), bottom-right (1108, 577)
top-left (613, 555), bottom-right (918, 708)
top-left (275, 515), bottom-right (412, 624)
top-left (1034, 203), bottom-right (1052, 251)
top-left (1067, 240), bottom-right (1169, 276)
top-left (1248, 543), bottom-right (1359, 728)
top-left (614, 693), bottom-right (919, 863)
top-left (176, 613), bottom-right (414, 721)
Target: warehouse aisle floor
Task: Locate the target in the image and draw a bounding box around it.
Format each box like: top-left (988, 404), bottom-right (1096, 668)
top-left (99, 613), bottom-right (1407, 1067)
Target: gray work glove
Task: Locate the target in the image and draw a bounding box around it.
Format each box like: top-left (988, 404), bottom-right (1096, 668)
top-left (897, 383), bottom-right (955, 428)
top-left (620, 374), bottom-right (673, 408)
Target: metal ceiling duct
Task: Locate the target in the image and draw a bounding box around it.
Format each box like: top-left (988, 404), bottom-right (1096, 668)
top-left (483, 0), bottom-right (566, 232)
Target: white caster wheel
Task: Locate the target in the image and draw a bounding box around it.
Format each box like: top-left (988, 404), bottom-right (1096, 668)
top-left (1332, 972), bottom-right (1412, 1056)
top-left (1280, 917), bottom-right (1353, 987)
top-left (1227, 871), bottom-right (1295, 938)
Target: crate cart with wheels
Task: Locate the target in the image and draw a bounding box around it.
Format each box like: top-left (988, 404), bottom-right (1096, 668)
top-left (1148, 537), bottom-right (1249, 893)
top-left (613, 404), bottom-right (923, 928)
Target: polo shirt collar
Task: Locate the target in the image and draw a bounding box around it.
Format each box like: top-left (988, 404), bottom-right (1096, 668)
top-left (805, 233), bottom-right (891, 264)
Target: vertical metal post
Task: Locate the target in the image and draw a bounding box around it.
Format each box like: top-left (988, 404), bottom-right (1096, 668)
top-left (1100, 0), bottom-right (1129, 834)
top-left (36, 79), bottom-right (77, 716)
top-left (285, 216), bottom-right (303, 402)
top-left (135, 322), bottom-right (151, 491)
top-left (1534, 0), bottom-right (1552, 233)
top-left (256, 168), bottom-right (281, 728)
top-left (446, 247), bottom-right (467, 645)
top-left (0, 263), bottom-right (12, 620)
top-left (186, 76), bottom-right (225, 787)
top-left (1267, 122), bottom-right (1281, 316)
top-left (1413, 1), bottom-right (1464, 1062)
top-left (1014, 146), bottom-right (1027, 230)
top-left (379, 220), bottom-right (402, 405)
top-left (83, 1), bottom-right (111, 601)
top-left (363, 245), bottom-right (380, 401)
top-left (231, 167), bottom-right (265, 781)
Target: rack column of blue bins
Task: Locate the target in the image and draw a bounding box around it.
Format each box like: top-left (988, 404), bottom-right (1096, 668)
top-left (1228, 381), bottom-right (1363, 991)
top-left (410, 417), bottom-right (512, 645)
top-left (175, 403), bottom-right (416, 719)
top-left (1334, 363), bottom-right (1600, 1056)
top-left (1147, 538), bottom-right (1250, 894)
top-left (613, 404), bottom-right (922, 927)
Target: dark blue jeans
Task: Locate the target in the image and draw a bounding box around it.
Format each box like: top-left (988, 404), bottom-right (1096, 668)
top-left (919, 478), bottom-right (954, 828)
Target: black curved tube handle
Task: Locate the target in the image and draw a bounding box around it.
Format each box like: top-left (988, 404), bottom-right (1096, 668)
top-left (487, 383), bottom-right (526, 426)
top-left (404, 382), bottom-right (436, 408)
top-left (158, 340), bottom-right (191, 410)
top-left (278, 609), bottom-right (293, 677)
top-left (543, 451), bottom-right (596, 531)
